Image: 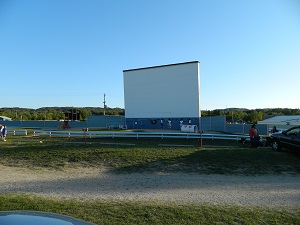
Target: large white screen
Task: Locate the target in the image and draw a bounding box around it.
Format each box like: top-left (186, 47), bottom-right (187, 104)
top-left (123, 61), bottom-right (200, 118)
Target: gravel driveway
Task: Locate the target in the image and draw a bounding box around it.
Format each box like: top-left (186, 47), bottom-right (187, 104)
top-left (1, 165), bottom-right (299, 207)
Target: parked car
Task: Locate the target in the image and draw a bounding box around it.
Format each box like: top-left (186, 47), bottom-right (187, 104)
top-left (270, 126), bottom-right (300, 152)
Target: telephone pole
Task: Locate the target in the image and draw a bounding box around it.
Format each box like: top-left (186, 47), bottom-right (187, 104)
top-left (103, 93), bottom-right (106, 115)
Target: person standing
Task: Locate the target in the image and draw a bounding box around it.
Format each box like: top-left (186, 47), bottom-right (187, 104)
top-left (265, 126), bottom-right (279, 147)
top-left (249, 124), bottom-right (260, 148)
top-left (0, 124), bottom-right (3, 139)
top-left (2, 125), bottom-right (7, 141)
top-left (271, 126), bottom-right (279, 133)
top-left (188, 118), bottom-right (191, 125)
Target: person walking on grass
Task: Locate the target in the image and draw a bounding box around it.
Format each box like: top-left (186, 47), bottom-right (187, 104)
top-left (2, 125), bottom-right (7, 141)
top-left (0, 124), bottom-right (3, 139)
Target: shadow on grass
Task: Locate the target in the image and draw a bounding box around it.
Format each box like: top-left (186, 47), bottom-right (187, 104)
top-left (1, 136), bottom-right (300, 175)
top-left (113, 148), bottom-right (300, 175)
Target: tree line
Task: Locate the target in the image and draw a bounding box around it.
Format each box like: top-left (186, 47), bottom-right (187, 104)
top-left (0, 107), bottom-right (124, 121)
top-left (201, 108), bottom-right (300, 124)
top-left (0, 107), bottom-right (299, 124)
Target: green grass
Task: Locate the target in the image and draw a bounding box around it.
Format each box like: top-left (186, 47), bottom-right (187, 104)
top-left (1, 135), bottom-right (300, 224)
top-left (0, 136), bottom-right (299, 175)
top-left (0, 194), bottom-right (299, 225)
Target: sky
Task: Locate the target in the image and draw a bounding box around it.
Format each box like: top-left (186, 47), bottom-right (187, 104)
top-left (0, 0), bottom-right (299, 110)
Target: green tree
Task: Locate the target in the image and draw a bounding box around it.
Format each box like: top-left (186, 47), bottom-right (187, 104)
top-left (243, 110), bottom-right (263, 124)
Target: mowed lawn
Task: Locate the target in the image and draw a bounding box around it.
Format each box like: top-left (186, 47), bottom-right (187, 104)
top-left (0, 135), bottom-right (299, 224)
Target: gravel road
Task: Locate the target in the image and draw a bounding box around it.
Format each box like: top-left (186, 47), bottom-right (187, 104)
top-left (1, 165), bottom-right (299, 207)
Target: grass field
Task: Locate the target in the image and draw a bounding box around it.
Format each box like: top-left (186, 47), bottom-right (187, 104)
top-left (1, 135), bottom-right (299, 175)
top-left (0, 134), bottom-right (300, 224)
top-left (1, 194), bottom-right (299, 225)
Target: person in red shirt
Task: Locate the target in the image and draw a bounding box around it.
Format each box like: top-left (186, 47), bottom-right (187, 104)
top-left (249, 124), bottom-right (260, 147)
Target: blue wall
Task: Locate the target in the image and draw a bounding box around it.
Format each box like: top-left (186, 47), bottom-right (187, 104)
top-left (1, 120), bottom-right (88, 129)
top-left (199, 116), bottom-right (226, 131)
top-left (124, 116), bottom-right (268, 135)
top-left (87, 116), bottom-right (126, 128)
top-left (225, 123), bottom-right (268, 135)
top-left (125, 117), bottom-right (200, 130)
top-left (1, 115), bottom-right (269, 135)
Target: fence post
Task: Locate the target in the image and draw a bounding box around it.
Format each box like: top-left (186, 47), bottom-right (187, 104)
top-left (200, 131), bottom-right (203, 149)
top-left (84, 130), bottom-right (86, 144)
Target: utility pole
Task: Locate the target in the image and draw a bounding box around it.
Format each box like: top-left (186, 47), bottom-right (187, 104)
top-left (103, 93), bottom-right (106, 115)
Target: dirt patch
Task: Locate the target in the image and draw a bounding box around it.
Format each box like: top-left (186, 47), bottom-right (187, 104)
top-left (1, 165), bottom-right (299, 207)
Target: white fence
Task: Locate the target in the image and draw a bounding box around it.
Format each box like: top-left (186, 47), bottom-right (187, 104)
top-left (7, 130), bottom-right (28, 135)
top-left (33, 130), bottom-right (251, 141)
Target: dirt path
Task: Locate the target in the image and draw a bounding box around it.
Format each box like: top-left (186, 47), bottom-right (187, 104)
top-left (1, 165), bottom-right (299, 207)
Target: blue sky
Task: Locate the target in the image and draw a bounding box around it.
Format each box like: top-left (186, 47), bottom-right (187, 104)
top-left (0, 0), bottom-right (299, 110)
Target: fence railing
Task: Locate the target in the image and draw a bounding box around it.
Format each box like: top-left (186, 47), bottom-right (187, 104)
top-left (33, 130), bottom-right (251, 141)
top-left (7, 130), bottom-right (28, 135)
